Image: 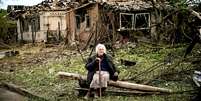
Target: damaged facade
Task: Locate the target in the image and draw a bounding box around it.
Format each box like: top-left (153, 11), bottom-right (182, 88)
top-left (9, 0), bottom-right (154, 44)
top-left (9, 0), bottom-right (71, 42)
top-left (66, 0), bottom-right (153, 45)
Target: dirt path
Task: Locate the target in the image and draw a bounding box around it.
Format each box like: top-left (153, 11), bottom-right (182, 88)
top-left (0, 88), bottom-right (26, 101)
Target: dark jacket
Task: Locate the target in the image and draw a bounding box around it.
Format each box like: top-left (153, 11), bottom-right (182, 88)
top-left (85, 54), bottom-right (118, 85)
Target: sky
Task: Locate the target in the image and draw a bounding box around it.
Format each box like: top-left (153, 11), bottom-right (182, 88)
top-left (0, 0), bottom-right (43, 9)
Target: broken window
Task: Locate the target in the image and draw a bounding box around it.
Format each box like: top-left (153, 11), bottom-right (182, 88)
top-left (120, 13), bottom-right (134, 30)
top-left (76, 15), bottom-right (81, 30)
top-left (135, 13), bottom-right (150, 30)
top-left (85, 14), bottom-right (90, 28)
top-left (119, 13), bottom-right (150, 31)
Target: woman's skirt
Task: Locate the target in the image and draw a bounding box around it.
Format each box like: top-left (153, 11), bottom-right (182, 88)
top-left (90, 71), bottom-right (110, 89)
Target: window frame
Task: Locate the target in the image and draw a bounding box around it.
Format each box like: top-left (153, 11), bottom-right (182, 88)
top-left (134, 13), bottom-right (150, 30)
top-left (119, 13), bottom-right (134, 30)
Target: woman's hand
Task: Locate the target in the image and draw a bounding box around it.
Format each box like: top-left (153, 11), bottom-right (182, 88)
top-left (95, 58), bottom-right (101, 62)
top-left (112, 72), bottom-right (119, 81)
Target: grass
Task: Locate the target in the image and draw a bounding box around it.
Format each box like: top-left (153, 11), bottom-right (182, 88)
top-left (0, 43), bottom-right (200, 101)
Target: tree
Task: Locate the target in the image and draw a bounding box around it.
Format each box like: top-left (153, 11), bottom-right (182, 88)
top-left (0, 9), bottom-right (17, 44)
top-left (145, 0), bottom-right (201, 44)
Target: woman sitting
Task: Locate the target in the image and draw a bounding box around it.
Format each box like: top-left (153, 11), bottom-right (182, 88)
top-left (84, 44), bottom-right (118, 99)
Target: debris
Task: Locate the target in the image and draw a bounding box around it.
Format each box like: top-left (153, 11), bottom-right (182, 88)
top-left (192, 71), bottom-right (201, 101)
top-left (5, 51), bottom-right (19, 57)
top-left (0, 51), bottom-right (19, 59)
top-left (75, 88), bottom-right (160, 96)
top-left (193, 71), bottom-right (201, 87)
top-left (120, 59), bottom-right (136, 66)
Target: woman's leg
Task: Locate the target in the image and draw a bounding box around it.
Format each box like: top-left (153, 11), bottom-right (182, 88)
top-left (84, 88), bottom-right (93, 99)
top-left (87, 71), bottom-right (109, 98)
top-left (102, 87), bottom-right (106, 95)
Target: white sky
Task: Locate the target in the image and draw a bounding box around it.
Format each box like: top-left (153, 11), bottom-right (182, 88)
top-left (0, 0), bottom-right (43, 9)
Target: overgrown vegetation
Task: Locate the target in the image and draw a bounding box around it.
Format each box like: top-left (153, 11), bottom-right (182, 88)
top-left (0, 43), bottom-right (200, 101)
top-left (0, 9), bottom-right (17, 44)
top-left (141, 0), bottom-right (201, 45)
top-left (1, 0), bottom-right (201, 100)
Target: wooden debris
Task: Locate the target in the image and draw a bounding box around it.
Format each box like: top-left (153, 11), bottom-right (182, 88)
top-left (75, 88), bottom-right (160, 95)
top-left (120, 59), bottom-right (136, 66)
top-left (57, 72), bottom-right (172, 93)
top-left (189, 9), bottom-right (201, 20)
top-left (0, 50), bottom-right (19, 59)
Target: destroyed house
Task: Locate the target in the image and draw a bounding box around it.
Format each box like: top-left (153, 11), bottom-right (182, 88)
top-left (66, 0), bottom-right (153, 44)
top-left (9, 0), bottom-right (74, 43)
top-left (10, 0), bottom-right (154, 44)
top-left (7, 5), bottom-right (28, 13)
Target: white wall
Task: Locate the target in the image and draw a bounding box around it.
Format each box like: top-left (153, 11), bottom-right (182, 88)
top-left (40, 11), bottom-right (66, 33)
top-left (17, 10), bottom-right (67, 42)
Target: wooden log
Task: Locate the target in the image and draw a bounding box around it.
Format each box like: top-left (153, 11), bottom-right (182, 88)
top-left (57, 72), bottom-right (172, 93)
top-left (108, 81), bottom-right (171, 93)
top-left (57, 72), bottom-right (86, 80)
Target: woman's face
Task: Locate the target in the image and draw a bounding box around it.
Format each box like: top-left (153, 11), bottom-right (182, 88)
top-left (97, 47), bottom-right (105, 56)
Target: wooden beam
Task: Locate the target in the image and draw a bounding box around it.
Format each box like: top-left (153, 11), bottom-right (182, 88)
top-left (57, 72), bottom-right (172, 93)
top-left (108, 81), bottom-right (171, 93)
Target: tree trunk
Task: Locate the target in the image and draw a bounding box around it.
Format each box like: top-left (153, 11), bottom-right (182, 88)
top-left (57, 72), bottom-right (172, 93)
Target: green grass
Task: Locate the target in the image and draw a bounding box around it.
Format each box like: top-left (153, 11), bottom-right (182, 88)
top-left (0, 43), bottom-right (200, 101)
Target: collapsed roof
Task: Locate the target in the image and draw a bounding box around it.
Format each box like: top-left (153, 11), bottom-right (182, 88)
top-left (7, 0), bottom-right (153, 19)
top-left (103, 0), bottom-right (152, 11)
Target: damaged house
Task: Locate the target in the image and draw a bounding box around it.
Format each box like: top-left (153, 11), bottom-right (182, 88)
top-left (9, 0), bottom-right (73, 43)
top-left (9, 0), bottom-right (155, 44)
top-left (66, 0), bottom-right (153, 46)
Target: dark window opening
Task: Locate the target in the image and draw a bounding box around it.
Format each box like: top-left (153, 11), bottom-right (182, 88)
top-left (86, 15), bottom-right (90, 28)
top-left (76, 15), bottom-right (81, 30)
top-left (120, 13), bottom-right (134, 30)
top-left (135, 13), bottom-right (150, 30)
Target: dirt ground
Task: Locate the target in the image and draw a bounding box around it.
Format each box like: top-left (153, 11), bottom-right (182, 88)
top-left (0, 88), bottom-right (26, 101)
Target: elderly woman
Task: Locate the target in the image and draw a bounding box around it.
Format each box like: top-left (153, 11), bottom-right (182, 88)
top-left (84, 44), bottom-right (118, 99)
